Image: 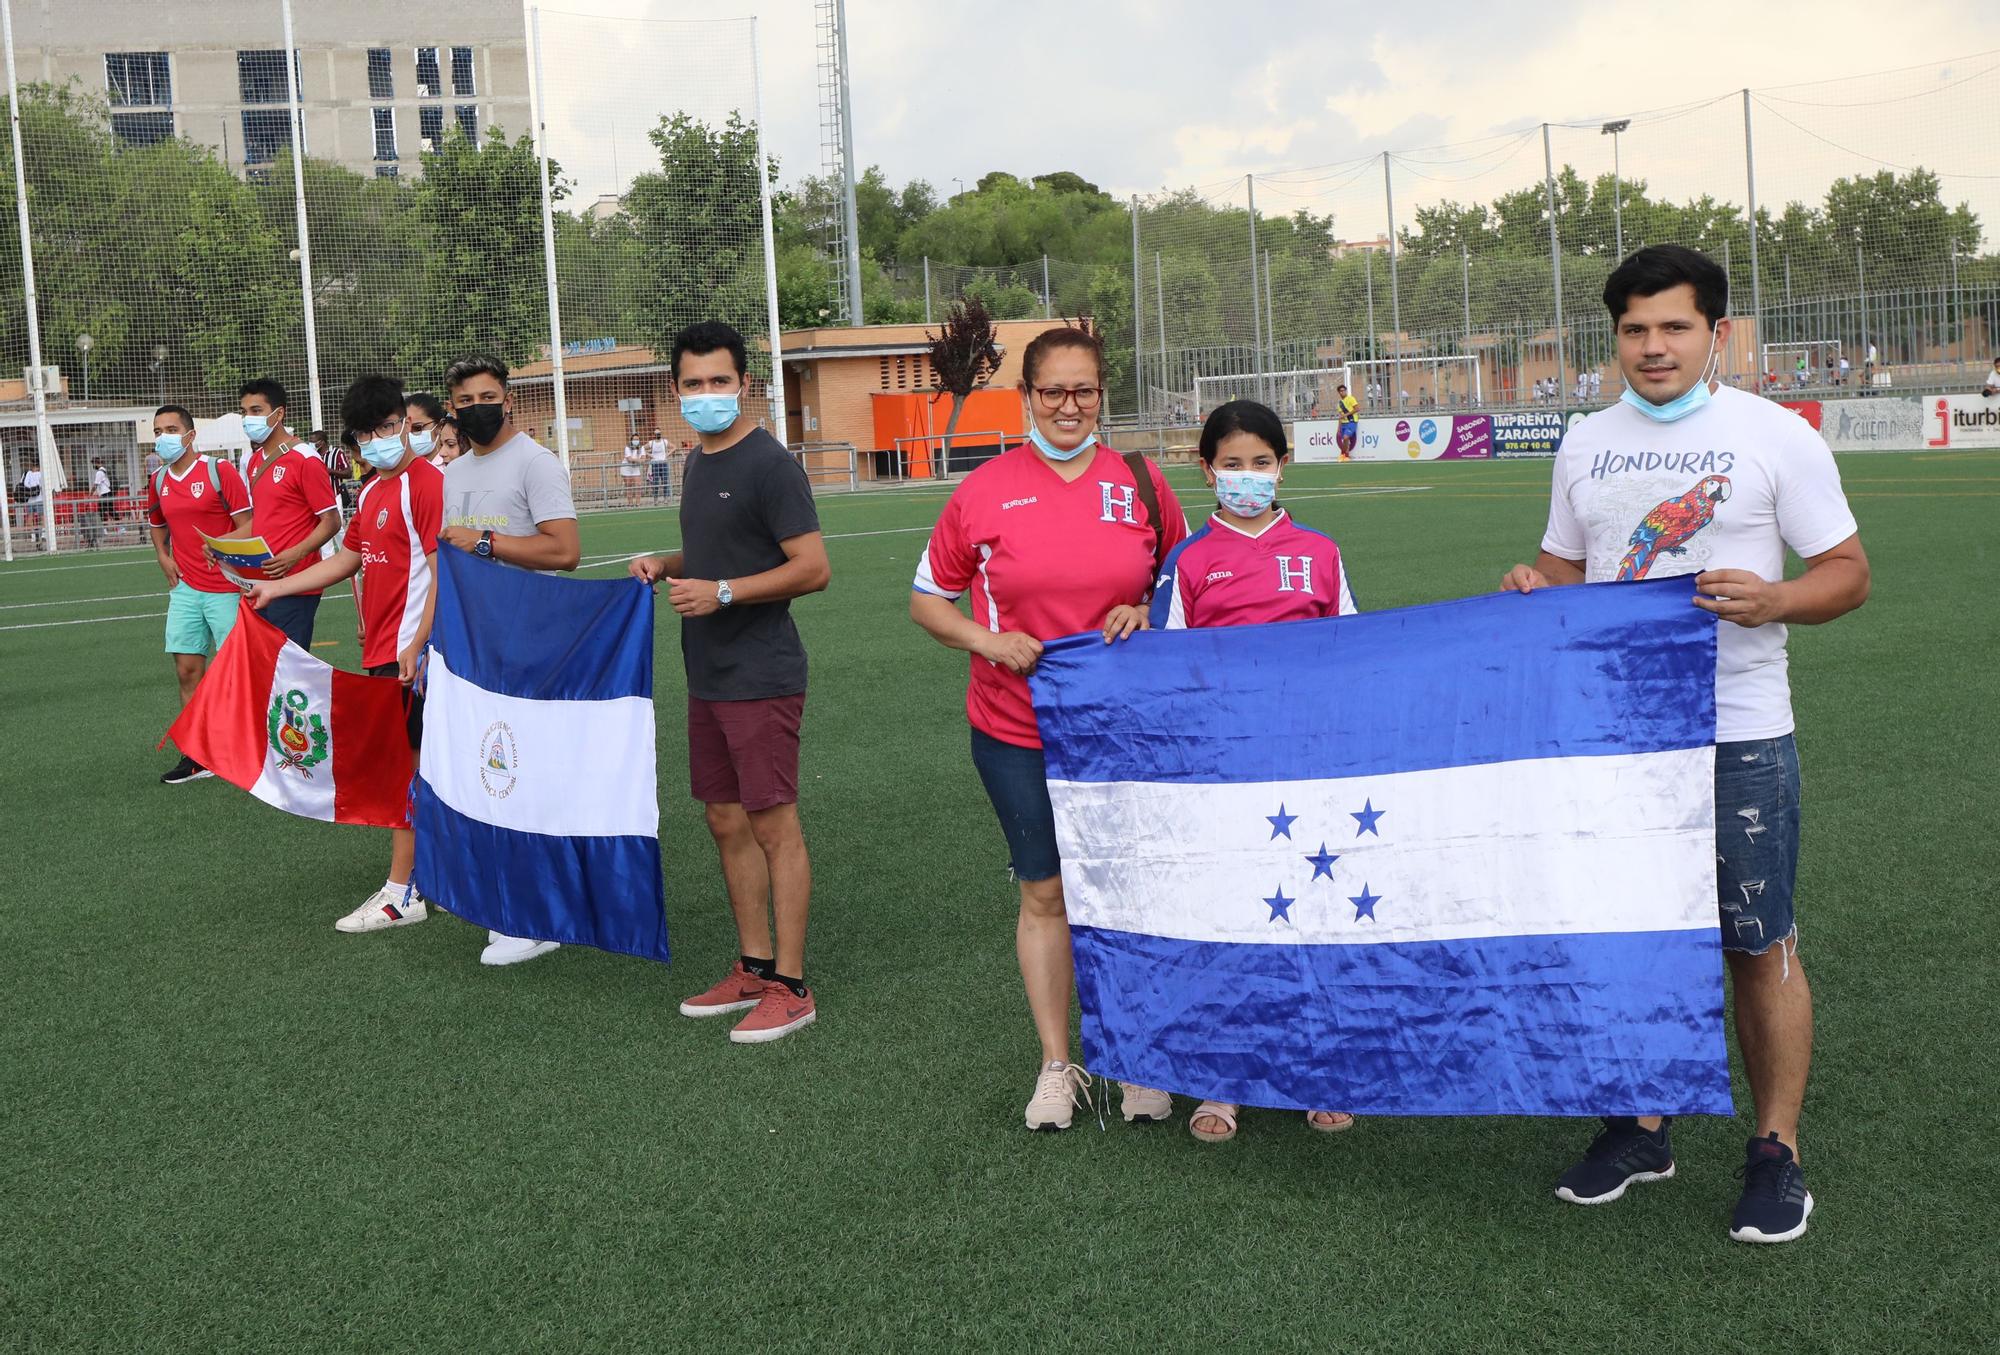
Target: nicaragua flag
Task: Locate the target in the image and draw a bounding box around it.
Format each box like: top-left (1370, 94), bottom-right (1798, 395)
top-left (165, 603), bottom-right (413, 829)
top-left (1028, 576), bottom-right (1731, 1117)
top-left (414, 546), bottom-right (667, 963)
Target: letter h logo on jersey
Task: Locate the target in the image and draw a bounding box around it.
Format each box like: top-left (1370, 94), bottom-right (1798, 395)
top-left (1098, 481), bottom-right (1138, 525)
top-left (1275, 555), bottom-right (1314, 593)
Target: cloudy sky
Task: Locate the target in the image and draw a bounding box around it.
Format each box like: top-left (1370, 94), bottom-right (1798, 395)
top-left (534, 0), bottom-right (2000, 237)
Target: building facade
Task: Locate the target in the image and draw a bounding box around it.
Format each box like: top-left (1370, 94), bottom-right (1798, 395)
top-left (14, 0), bottom-right (530, 180)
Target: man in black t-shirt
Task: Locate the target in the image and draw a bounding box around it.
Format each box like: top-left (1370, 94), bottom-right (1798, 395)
top-left (631, 321), bottom-right (831, 1045)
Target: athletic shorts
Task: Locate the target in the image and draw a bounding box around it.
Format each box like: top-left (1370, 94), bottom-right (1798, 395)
top-left (164, 584), bottom-right (240, 657)
top-left (969, 726), bottom-right (1060, 883)
top-left (688, 692), bottom-right (804, 812)
top-left (366, 663), bottom-right (426, 750)
top-left (1714, 735), bottom-right (1800, 955)
top-left (1338, 421), bottom-right (1358, 440)
top-left (260, 593), bottom-right (320, 649)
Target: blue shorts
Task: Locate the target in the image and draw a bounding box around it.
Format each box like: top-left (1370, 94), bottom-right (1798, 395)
top-left (1714, 735), bottom-right (1801, 955)
top-left (164, 584), bottom-right (240, 656)
top-left (970, 727), bottom-right (1061, 883)
top-left (1339, 421), bottom-right (1358, 439)
top-left (260, 593), bottom-right (320, 649)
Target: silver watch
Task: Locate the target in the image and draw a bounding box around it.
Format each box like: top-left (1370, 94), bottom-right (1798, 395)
top-left (716, 579), bottom-right (733, 607)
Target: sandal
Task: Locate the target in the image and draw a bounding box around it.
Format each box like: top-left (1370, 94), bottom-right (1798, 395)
top-left (1306, 1109), bottom-right (1356, 1133)
top-left (1189, 1101), bottom-right (1240, 1144)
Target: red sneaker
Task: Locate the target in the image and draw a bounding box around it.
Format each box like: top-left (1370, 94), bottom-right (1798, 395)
top-left (728, 980), bottom-right (817, 1044)
top-left (678, 961), bottom-right (767, 1018)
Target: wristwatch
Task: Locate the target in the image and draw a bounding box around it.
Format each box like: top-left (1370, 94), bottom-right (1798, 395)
top-left (716, 579), bottom-right (733, 607)
top-left (475, 530), bottom-right (494, 559)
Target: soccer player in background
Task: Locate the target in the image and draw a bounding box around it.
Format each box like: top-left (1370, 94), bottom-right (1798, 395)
top-left (629, 322), bottom-right (830, 1044)
top-left (1336, 382), bottom-right (1360, 459)
top-left (237, 379), bottom-right (341, 647)
top-left (247, 376), bottom-right (443, 935)
top-left (1503, 243), bottom-right (1869, 1244)
top-left (1100, 398), bottom-right (1358, 1144)
top-left (148, 404), bottom-right (254, 785)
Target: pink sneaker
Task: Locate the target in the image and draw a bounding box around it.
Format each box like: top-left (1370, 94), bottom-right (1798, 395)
top-left (679, 961), bottom-right (767, 1018)
top-left (728, 981), bottom-right (817, 1044)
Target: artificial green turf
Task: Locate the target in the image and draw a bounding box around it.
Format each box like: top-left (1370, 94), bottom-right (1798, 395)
top-left (2, 453), bottom-right (1995, 1352)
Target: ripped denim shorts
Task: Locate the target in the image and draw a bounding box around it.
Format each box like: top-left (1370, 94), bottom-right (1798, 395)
top-left (1714, 735), bottom-right (1801, 955)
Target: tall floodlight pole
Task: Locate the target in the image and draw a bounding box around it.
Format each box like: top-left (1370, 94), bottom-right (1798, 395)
top-left (751, 18), bottom-right (788, 444)
top-left (1856, 233), bottom-right (1868, 372)
top-left (1543, 123), bottom-right (1568, 402)
top-left (833, 0), bottom-right (863, 324)
top-left (1247, 175), bottom-right (1264, 402)
top-left (1155, 252), bottom-right (1167, 404)
top-left (1384, 152), bottom-right (1403, 413)
top-left (1364, 248), bottom-right (1375, 367)
top-left (1461, 240), bottom-right (1472, 343)
top-left (1130, 196), bottom-right (1143, 412)
top-left (4, 0), bottom-right (54, 555)
top-left (278, 0), bottom-right (324, 434)
top-left (527, 7), bottom-right (569, 467)
top-left (1601, 119), bottom-right (1629, 259)
top-left (1742, 91), bottom-right (1762, 369)
top-left (1264, 249), bottom-right (1275, 372)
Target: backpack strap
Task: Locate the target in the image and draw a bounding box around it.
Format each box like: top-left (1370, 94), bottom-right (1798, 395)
top-left (1122, 450), bottom-right (1165, 570)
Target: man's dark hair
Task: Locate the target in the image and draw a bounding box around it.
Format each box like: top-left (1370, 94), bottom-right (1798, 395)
top-left (239, 377), bottom-right (288, 410)
top-left (1198, 399), bottom-right (1289, 465)
top-left (670, 321), bottom-right (748, 380)
top-left (1603, 244), bottom-right (1728, 327)
top-left (341, 375), bottom-right (408, 438)
top-left (154, 403), bottom-right (196, 430)
top-left (310, 428), bottom-right (327, 440)
top-left (444, 354), bottom-right (509, 392)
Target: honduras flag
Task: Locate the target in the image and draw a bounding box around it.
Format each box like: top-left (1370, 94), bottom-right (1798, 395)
top-left (1028, 576), bottom-right (1730, 1117)
top-left (414, 546), bottom-right (667, 963)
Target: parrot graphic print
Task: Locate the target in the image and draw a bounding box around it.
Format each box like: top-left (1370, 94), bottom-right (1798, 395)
top-left (1615, 474), bottom-right (1732, 580)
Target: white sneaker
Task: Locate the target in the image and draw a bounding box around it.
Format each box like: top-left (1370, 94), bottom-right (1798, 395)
top-left (1119, 1082), bottom-right (1174, 1124)
top-left (334, 885), bottom-right (428, 935)
top-left (480, 929), bottom-right (560, 967)
top-left (1025, 1060), bottom-right (1093, 1132)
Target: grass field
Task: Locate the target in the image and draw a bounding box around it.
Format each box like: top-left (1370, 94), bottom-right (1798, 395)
top-left (3, 452), bottom-right (1995, 1353)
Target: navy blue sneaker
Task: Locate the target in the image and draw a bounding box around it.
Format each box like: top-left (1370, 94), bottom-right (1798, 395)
top-left (1730, 1132), bottom-right (1814, 1243)
top-left (1555, 1117), bottom-right (1675, 1205)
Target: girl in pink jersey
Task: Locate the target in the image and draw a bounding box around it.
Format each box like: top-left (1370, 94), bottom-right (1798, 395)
top-left (1109, 399), bottom-right (1359, 1143)
top-left (910, 324), bottom-right (1189, 1132)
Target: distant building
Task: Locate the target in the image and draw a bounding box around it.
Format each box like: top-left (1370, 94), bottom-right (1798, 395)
top-left (15, 0), bottom-right (530, 181)
top-left (586, 193), bottom-right (624, 222)
top-left (1332, 236), bottom-right (1392, 257)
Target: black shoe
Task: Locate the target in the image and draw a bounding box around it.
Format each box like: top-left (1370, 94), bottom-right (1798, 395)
top-left (160, 755), bottom-right (213, 786)
top-left (1730, 1132), bottom-right (1813, 1243)
top-left (1554, 1116), bottom-right (1676, 1205)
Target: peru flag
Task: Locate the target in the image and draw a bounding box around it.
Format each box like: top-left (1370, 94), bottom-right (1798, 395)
top-left (164, 604), bottom-right (414, 828)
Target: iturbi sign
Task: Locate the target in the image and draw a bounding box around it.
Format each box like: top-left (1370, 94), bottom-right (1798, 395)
top-left (1924, 394), bottom-right (2000, 449)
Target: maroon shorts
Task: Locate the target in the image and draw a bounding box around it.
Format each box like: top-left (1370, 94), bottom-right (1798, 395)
top-left (687, 692), bottom-right (804, 812)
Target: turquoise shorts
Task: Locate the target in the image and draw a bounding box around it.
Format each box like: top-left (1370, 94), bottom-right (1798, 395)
top-left (164, 583), bottom-right (240, 657)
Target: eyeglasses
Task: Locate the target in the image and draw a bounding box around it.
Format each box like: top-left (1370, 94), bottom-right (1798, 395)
top-left (1033, 386), bottom-right (1102, 411)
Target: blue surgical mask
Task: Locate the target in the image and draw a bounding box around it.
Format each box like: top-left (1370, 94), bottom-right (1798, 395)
top-left (681, 393), bottom-right (740, 435)
top-left (360, 435), bottom-right (406, 470)
top-left (154, 432), bottom-right (188, 460)
top-left (242, 414), bottom-right (273, 443)
top-left (1214, 470), bottom-right (1279, 518)
top-left (1620, 331), bottom-right (1720, 424)
top-left (406, 427), bottom-right (435, 458)
top-left (1027, 424), bottom-right (1098, 463)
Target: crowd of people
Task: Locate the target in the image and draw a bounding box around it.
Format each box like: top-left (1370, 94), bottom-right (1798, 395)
top-left (143, 245), bottom-right (1868, 1245)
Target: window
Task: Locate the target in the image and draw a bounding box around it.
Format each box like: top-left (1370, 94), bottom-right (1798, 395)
top-left (450, 46), bottom-right (476, 96)
top-left (105, 52), bottom-right (170, 107)
top-left (419, 105), bottom-right (444, 150)
top-left (414, 47), bottom-right (441, 96)
top-left (111, 112), bottom-right (175, 148)
top-left (454, 104), bottom-right (478, 146)
top-left (367, 49), bottom-right (393, 99)
top-left (373, 108), bottom-right (397, 161)
top-left (240, 108), bottom-right (294, 165)
top-left (237, 50), bottom-right (300, 105)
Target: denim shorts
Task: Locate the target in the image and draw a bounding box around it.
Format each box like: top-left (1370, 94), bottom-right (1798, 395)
top-left (969, 727), bottom-right (1061, 883)
top-left (1714, 735), bottom-right (1801, 955)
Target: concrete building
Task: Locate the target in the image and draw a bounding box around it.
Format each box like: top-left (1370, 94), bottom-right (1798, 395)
top-left (13, 0), bottom-right (530, 181)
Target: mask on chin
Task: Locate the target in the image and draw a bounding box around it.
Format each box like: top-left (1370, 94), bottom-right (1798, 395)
top-left (1620, 330), bottom-right (1721, 424)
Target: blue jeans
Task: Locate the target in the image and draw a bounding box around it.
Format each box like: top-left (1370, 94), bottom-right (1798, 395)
top-left (1714, 735), bottom-right (1801, 955)
top-left (969, 727), bottom-right (1061, 883)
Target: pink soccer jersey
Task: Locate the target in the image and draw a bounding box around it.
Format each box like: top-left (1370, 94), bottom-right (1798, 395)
top-left (1148, 509), bottom-right (1356, 630)
top-left (344, 458), bottom-right (444, 669)
top-left (914, 444), bottom-right (1188, 748)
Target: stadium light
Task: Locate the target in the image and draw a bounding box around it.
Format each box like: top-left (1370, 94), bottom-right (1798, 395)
top-left (75, 332), bottom-right (91, 401)
top-left (1601, 120), bottom-right (1631, 258)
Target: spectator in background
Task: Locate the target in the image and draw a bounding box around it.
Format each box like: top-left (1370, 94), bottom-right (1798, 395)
top-left (620, 434), bottom-right (647, 505)
top-left (646, 426), bottom-right (672, 500)
top-left (1589, 370), bottom-right (1603, 401)
top-left (1576, 371), bottom-right (1590, 403)
top-left (405, 393), bottom-right (447, 462)
top-left (431, 416), bottom-right (463, 465)
top-left (1984, 357), bottom-right (2000, 398)
top-left (89, 459), bottom-right (113, 548)
top-left (1838, 355), bottom-right (1851, 386)
top-left (20, 462), bottom-right (42, 536)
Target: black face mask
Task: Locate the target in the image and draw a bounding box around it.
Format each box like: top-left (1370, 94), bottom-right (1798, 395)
top-left (456, 402), bottom-right (507, 447)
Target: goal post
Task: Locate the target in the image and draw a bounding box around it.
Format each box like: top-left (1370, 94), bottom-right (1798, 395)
top-left (1194, 366), bottom-right (1354, 420)
top-left (1761, 340), bottom-right (1846, 383)
top-left (1340, 355), bottom-right (1483, 412)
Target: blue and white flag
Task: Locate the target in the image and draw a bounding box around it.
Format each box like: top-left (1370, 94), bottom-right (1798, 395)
top-left (1028, 576), bottom-right (1731, 1117)
top-left (414, 546), bottom-right (668, 963)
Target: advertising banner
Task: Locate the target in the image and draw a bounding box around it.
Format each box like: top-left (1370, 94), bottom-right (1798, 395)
top-left (1922, 394), bottom-right (2000, 449)
top-left (1817, 398), bottom-right (1930, 453)
top-left (1778, 400), bottom-right (1824, 430)
top-left (1490, 411), bottom-right (1569, 459)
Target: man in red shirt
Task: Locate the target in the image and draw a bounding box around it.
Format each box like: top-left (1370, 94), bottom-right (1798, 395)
top-left (238, 378), bottom-right (340, 648)
top-left (148, 403), bottom-right (254, 785)
top-left (249, 375), bottom-right (442, 935)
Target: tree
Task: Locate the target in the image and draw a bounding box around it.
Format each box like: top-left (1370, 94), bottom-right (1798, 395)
top-left (926, 295), bottom-right (1002, 469)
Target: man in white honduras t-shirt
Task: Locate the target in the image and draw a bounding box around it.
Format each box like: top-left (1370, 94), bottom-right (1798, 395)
top-left (1503, 243), bottom-right (1870, 1246)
